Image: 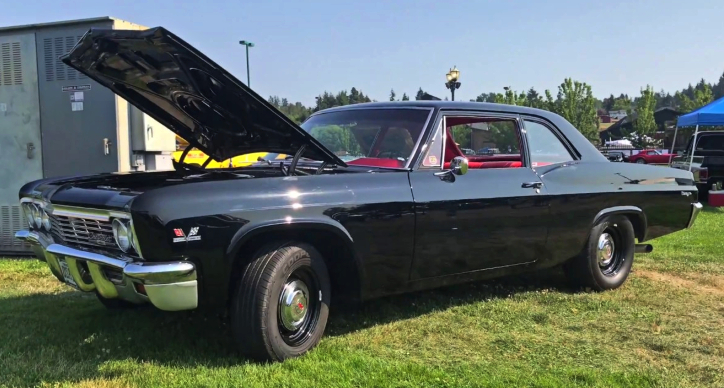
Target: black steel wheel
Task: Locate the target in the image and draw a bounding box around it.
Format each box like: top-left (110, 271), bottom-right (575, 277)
top-left (564, 215), bottom-right (635, 291)
top-left (230, 242), bottom-right (330, 361)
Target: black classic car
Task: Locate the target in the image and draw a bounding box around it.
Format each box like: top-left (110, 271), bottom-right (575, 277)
top-left (15, 27), bottom-right (703, 361)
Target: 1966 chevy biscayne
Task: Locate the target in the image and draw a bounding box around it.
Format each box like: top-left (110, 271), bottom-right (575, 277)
top-left (16, 27), bottom-right (703, 361)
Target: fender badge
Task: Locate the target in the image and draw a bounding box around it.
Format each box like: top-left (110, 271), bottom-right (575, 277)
top-left (681, 191), bottom-right (692, 197)
top-left (173, 227), bottom-right (201, 243)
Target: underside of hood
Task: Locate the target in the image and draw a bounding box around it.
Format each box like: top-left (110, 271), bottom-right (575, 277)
top-left (61, 27), bottom-right (345, 166)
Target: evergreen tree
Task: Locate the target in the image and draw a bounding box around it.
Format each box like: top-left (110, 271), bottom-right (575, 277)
top-left (415, 87), bottom-right (426, 101)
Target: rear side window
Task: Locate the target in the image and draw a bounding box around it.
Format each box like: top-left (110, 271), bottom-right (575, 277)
top-left (524, 120), bottom-right (574, 167)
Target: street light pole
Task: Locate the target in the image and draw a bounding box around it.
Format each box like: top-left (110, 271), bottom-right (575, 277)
top-left (444, 66), bottom-right (461, 101)
top-left (239, 40), bottom-right (255, 87)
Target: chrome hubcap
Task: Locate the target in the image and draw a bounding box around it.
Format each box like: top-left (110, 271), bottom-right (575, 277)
top-left (279, 279), bottom-right (309, 331)
top-left (597, 233), bottom-right (615, 267)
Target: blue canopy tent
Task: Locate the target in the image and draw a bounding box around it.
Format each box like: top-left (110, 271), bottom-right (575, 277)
top-left (670, 96), bottom-right (724, 170)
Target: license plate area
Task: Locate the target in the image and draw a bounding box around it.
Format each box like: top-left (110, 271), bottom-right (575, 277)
top-left (57, 257), bottom-right (79, 290)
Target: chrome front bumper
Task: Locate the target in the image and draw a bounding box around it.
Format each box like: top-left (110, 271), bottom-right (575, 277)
top-left (15, 230), bottom-right (198, 311)
top-left (687, 202), bottom-right (703, 229)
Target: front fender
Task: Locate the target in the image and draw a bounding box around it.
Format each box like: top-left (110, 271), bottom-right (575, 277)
top-left (225, 217), bottom-right (355, 264)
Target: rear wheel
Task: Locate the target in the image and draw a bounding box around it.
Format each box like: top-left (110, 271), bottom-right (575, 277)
top-left (564, 215), bottom-right (635, 291)
top-left (230, 242), bottom-right (331, 361)
top-left (635, 158), bottom-right (646, 164)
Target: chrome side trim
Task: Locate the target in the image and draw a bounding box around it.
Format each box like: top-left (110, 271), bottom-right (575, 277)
top-left (687, 202), bottom-right (703, 229)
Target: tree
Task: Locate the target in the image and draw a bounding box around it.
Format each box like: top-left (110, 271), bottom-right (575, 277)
top-left (603, 94), bottom-right (615, 112)
top-left (675, 83), bottom-right (714, 113)
top-left (494, 88), bottom-right (527, 106)
top-left (611, 95), bottom-right (632, 112)
top-left (389, 89), bottom-right (396, 101)
top-left (626, 85), bottom-right (658, 148)
top-left (694, 83), bottom-right (714, 108)
top-left (714, 71), bottom-right (724, 99)
top-left (415, 87), bottom-right (426, 101)
top-left (401, 93), bottom-right (409, 101)
top-left (349, 87), bottom-right (361, 105)
top-left (309, 125), bottom-right (362, 156)
top-left (545, 78), bottom-right (599, 142)
top-left (336, 90), bottom-right (350, 106)
top-left (525, 87), bottom-right (545, 109)
top-left (675, 91), bottom-right (696, 113)
top-left (472, 92), bottom-right (496, 103)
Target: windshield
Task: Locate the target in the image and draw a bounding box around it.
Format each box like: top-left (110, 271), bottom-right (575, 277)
top-left (300, 108), bottom-right (431, 168)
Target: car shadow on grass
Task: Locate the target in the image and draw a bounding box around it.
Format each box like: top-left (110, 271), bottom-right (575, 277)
top-left (0, 267), bottom-right (573, 386)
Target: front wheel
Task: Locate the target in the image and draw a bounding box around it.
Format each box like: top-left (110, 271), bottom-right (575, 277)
top-left (564, 215), bottom-right (635, 291)
top-left (230, 242), bottom-right (331, 361)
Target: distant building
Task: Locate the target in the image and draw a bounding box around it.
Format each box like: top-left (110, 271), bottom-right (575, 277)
top-left (599, 107), bottom-right (681, 147)
top-left (609, 110), bottom-right (628, 121)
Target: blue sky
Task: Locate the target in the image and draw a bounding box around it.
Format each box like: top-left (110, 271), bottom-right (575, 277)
top-left (4, 0), bottom-right (723, 105)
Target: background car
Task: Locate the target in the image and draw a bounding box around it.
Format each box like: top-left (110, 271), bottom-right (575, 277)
top-left (627, 149), bottom-right (674, 164)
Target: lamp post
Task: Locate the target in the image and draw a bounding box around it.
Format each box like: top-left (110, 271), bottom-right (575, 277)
top-left (445, 66), bottom-right (461, 101)
top-left (239, 40), bottom-right (255, 87)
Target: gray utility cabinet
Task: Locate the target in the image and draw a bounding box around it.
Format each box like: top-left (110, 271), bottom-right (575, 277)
top-left (0, 17), bottom-right (176, 254)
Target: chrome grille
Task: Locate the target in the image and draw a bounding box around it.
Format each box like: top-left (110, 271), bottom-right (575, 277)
top-left (48, 213), bottom-right (123, 254)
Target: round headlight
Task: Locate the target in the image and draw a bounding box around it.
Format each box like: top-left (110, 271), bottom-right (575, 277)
top-left (30, 204), bottom-right (42, 229)
top-left (112, 219), bottom-right (131, 252)
top-left (129, 222), bottom-right (141, 253)
top-left (23, 203), bottom-right (34, 227)
top-left (41, 209), bottom-right (51, 231)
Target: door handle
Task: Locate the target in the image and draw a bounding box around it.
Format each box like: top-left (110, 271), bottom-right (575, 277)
top-left (103, 138), bottom-right (111, 155)
top-left (27, 142), bottom-right (35, 159)
top-left (522, 181), bottom-right (543, 189)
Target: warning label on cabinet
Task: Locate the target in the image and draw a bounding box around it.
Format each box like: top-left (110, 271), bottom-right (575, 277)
top-left (62, 85), bottom-right (91, 92)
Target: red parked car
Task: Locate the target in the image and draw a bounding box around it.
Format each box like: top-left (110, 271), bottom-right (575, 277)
top-left (627, 149), bottom-right (675, 164)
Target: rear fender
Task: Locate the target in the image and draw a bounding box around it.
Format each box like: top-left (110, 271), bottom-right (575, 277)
top-left (592, 206), bottom-right (647, 242)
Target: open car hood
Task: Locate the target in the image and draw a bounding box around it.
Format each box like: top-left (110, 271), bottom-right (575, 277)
top-left (61, 27), bottom-right (346, 166)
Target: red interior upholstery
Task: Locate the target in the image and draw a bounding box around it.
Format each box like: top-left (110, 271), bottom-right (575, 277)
top-left (348, 158), bottom-right (404, 168)
top-left (444, 161), bottom-right (522, 169)
top-left (443, 128), bottom-right (522, 169)
top-left (444, 129), bottom-right (464, 162)
top-left (467, 155), bottom-right (521, 162)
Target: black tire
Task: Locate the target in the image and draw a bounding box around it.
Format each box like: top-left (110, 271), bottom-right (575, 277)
top-left (564, 215), bottom-right (635, 291)
top-left (635, 158), bottom-right (646, 164)
top-left (95, 292), bottom-right (139, 309)
top-left (230, 242), bottom-right (331, 361)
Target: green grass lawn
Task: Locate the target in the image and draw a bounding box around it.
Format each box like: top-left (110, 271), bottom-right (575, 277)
top-left (1, 208), bottom-right (723, 388)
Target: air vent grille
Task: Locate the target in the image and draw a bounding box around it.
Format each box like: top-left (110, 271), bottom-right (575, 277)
top-left (0, 205), bottom-right (27, 251)
top-left (0, 42), bottom-right (22, 86)
top-left (43, 36), bottom-right (86, 82)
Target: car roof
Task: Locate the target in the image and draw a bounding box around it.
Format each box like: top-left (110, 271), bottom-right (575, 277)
top-left (313, 101), bottom-right (608, 162)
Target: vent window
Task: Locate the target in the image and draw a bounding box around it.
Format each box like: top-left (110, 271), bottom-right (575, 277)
top-left (43, 35), bottom-right (86, 82)
top-left (0, 42), bottom-right (22, 86)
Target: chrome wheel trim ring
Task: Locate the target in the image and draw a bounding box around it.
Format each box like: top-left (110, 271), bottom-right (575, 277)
top-left (597, 232), bottom-right (615, 267)
top-left (279, 279), bottom-right (310, 331)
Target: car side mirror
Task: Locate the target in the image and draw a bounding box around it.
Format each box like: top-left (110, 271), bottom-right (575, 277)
top-left (434, 156), bottom-right (468, 181)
